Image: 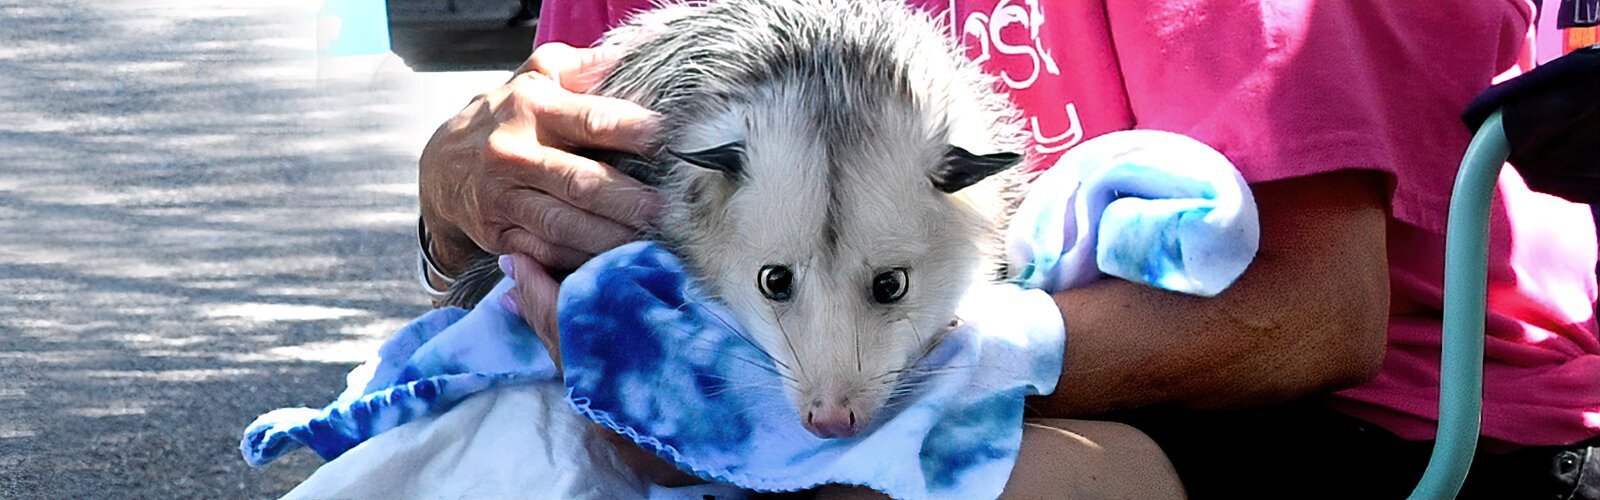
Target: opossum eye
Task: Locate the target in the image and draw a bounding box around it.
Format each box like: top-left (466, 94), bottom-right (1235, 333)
top-left (872, 268), bottom-right (909, 304)
top-left (758, 265), bottom-right (793, 302)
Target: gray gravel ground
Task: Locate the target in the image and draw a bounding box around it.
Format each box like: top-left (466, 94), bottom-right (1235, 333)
top-left (0, 1), bottom-right (504, 497)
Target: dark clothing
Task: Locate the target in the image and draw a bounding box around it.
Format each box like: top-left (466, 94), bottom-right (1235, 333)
top-left (1107, 400), bottom-right (1600, 499)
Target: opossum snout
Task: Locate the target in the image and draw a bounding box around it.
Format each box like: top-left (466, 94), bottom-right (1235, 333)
top-left (802, 396), bottom-right (865, 439)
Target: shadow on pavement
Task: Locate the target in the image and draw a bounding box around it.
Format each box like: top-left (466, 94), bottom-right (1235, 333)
top-left (0, 1), bottom-right (467, 497)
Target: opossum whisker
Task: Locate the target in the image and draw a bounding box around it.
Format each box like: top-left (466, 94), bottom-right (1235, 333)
top-left (885, 382), bottom-right (939, 401)
top-left (770, 301), bottom-right (808, 380)
top-left (703, 379), bottom-right (778, 391)
top-left (883, 382), bottom-right (949, 400)
top-left (893, 313), bottom-right (925, 351)
top-left (698, 372), bottom-right (801, 392)
top-left (703, 381), bottom-right (782, 399)
top-left (880, 364), bottom-right (979, 381)
top-left (660, 322), bottom-right (787, 377)
top-left (684, 345), bottom-right (798, 383)
top-left (878, 313), bottom-right (943, 382)
top-left (867, 368), bottom-right (905, 383)
top-left (886, 386), bottom-right (927, 399)
top-left (886, 383), bottom-right (918, 393)
top-left (855, 319), bottom-right (863, 373)
top-left (893, 368), bottom-right (977, 384)
top-left (696, 372), bottom-right (755, 383)
top-left (677, 298), bottom-right (794, 372)
top-left (868, 363), bottom-right (978, 386)
top-left (685, 297), bottom-right (787, 370)
top-left (882, 379), bottom-right (949, 398)
top-left (682, 325), bottom-right (791, 374)
top-left (902, 317), bottom-right (957, 372)
top-left (899, 364), bottom-right (979, 374)
top-left (723, 405), bottom-right (774, 421)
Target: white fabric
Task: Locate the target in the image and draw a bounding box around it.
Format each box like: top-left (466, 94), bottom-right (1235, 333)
top-left (284, 382), bottom-right (651, 500)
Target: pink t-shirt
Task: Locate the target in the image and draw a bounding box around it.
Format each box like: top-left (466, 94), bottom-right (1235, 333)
top-left (536, 0), bottom-right (1600, 447)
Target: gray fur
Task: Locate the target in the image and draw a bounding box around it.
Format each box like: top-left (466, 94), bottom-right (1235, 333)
top-left (593, 0), bottom-right (1027, 437)
top-left (453, 0), bottom-right (1027, 437)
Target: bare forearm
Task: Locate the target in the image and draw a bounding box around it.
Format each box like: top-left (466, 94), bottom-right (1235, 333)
top-left (1029, 171), bottom-right (1391, 417)
top-left (1035, 260), bottom-right (1380, 416)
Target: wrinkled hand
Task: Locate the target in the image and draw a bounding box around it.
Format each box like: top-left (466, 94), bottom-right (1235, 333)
top-left (419, 42), bottom-right (663, 360)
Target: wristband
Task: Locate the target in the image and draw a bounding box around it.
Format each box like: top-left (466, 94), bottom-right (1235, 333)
top-left (417, 215), bottom-right (457, 300)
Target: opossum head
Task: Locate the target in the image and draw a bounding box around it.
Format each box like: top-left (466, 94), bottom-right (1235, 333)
top-left (600, 0), bottom-right (1028, 439)
top-left (656, 75), bottom-right (1022, 439)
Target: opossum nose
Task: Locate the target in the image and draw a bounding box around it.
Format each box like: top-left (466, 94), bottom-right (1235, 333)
top-left (803, 399), bottom-right (860, 439)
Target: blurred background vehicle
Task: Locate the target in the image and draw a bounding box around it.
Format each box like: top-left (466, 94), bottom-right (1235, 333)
top-left (386, 0), bottom-right (538, 72)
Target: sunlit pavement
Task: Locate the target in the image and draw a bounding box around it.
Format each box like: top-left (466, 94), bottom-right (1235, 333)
top-left (0, 2), bottom-right (510, 497)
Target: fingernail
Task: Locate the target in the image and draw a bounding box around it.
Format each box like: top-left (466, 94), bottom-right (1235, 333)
top-left (499, 292), bottom-right (521, 316)
top-left (498, 255), bottom-right (515, 280)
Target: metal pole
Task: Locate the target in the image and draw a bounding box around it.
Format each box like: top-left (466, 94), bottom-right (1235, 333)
top-left (1409, 111), bottom-right (1508, 499)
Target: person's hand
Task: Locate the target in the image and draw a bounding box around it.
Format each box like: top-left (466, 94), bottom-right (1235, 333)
top-left (419, 42), bottom-right (664, 359)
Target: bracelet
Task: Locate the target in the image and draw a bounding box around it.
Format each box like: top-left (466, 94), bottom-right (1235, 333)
top-left (417, 215), bottom-right (456, 300)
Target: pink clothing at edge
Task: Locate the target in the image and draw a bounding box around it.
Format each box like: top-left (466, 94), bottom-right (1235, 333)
top-left (535, 0), bottom-right (1600, 447)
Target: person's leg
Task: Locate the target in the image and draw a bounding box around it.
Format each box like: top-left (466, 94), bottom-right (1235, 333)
top-left (1001, 419), bottom-right (1186, 499)
top-left (1108, 400), bottom-right (1431, 499)
top-left (813, 418), bottom-right (1184, 499)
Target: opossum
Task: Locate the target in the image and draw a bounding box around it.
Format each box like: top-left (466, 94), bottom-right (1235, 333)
top-left (449, 0), bottom-right (1027, 439)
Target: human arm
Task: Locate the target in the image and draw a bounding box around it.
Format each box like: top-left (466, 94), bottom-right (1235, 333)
top-left (1029, 169), bottom-right (1391, 416)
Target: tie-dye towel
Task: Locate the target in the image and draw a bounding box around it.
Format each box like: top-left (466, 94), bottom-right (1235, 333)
top-left (558, 243), bottom-right (1065, 499)
top-left (1009, 130), bottom-right (1258, 296)
top-left (242, 130), bottom-right (1256, 499)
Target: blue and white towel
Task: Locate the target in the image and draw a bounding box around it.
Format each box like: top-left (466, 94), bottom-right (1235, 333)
top-left (1008, 130), bottom-right (1258, 296)
top-left (242, 278), bottom-right (556, 466)
top-left (242, 130), bottom-right (1257, 499)
top-left (558, 244), bottom-right (1064, 499)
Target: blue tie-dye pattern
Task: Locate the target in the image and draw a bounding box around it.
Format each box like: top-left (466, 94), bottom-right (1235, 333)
top-left (239, 242), bottom-right (1067, 499)
top-left (242, 130), bottom-right (1257, 499)
top-left (919, 391), bottom-right (1024, 491)
top-left (557, 243), bottom-right (1067, 499)
top-left (561, 248), bottom-right (781, 471)
top-left (1008, 130), bottom-right (1258, 298)
top-left (240, 279), bottom-right (558, 467)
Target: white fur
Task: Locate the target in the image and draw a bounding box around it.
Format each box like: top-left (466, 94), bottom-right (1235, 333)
top-left (593, 0), bottom-right (1025, 434)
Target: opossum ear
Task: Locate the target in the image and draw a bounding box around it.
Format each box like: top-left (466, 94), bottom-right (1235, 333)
top-left (931, 146), bottom-right (1022, 193)
top-left (669, 142), bottom-right (746, 180)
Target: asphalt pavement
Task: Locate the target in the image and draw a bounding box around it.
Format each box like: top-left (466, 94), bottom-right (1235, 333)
top-left (0, 1), bottom-right (506, 497)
